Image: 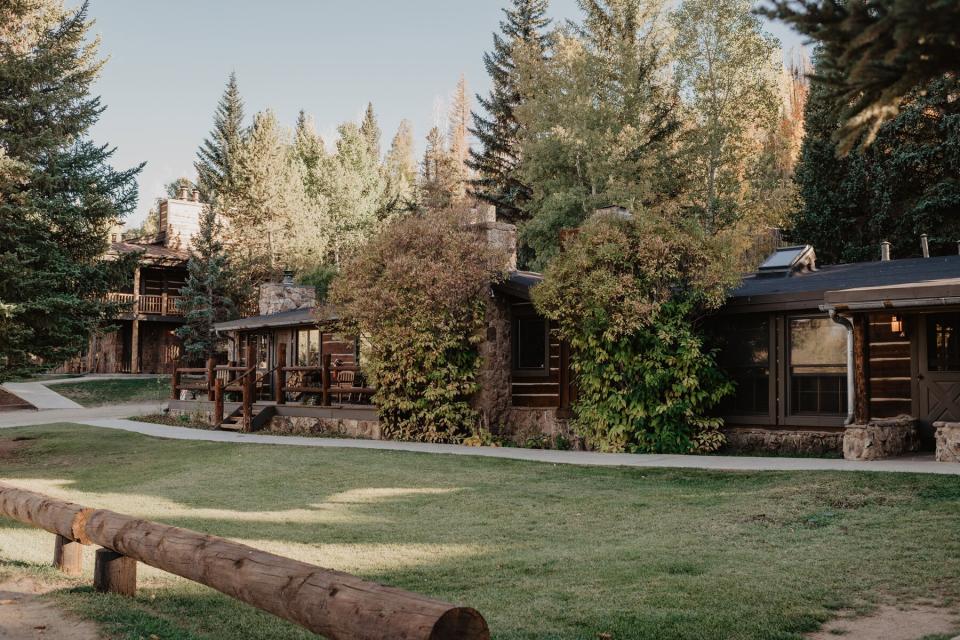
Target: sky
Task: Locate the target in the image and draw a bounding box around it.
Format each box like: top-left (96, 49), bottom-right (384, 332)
top-left (84, 0), bottom-right (807, 227)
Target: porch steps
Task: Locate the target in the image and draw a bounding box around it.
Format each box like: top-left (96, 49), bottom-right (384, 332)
top-left (215, 405), bottom-right (276, 432)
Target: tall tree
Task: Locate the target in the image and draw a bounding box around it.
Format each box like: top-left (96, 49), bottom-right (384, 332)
top-left (384, 119), bottom-right (417, 213)
top-left (293, 110), bottom-right (326, 201)
top-left (195, 72), bottom-right (245, 200)
top-left (670, 0), bottom-right (781, 233)
top-left (0, 0), bottom-right (143, 379)
top-left (419, 126), bottom-right (461, 212)
top-left (469, 0), bottom-right (552, 223)
top-left (175, 202), bottom-right (234, 362)
top-left (448, 74), bottom-right (471, 198)
top-left (514, 0), bottom-right (682, 268)
top-left (359, 102), bottom-right (381, 160)
top-left (764, 0), bottom-right (960, 153)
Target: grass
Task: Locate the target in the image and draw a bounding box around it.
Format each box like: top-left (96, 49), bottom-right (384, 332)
top-left (50, 377), bottom-right (169, 407)
top-left (0, 424), bottom-right (958, 640)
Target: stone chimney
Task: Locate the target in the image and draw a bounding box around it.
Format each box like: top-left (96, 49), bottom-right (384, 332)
top-left (158, 195), bottom-right (205, 249)
top-left (469, 205), bottom-right (517, 271)
top-left (258, 273), bottom-right (316, 316)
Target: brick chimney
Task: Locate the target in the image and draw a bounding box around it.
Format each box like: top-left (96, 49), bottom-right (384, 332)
top-left (258, 272), bottom-right (316, 316)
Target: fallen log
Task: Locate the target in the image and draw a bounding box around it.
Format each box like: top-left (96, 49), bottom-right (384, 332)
top-left (0, 484), bottom-right (488, 640)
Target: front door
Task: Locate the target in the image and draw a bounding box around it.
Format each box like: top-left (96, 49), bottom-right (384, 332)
top-left (917, 312), bottom-right (960, 448)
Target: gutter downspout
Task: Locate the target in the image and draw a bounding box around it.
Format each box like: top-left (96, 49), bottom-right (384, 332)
top-left (828, 310), bottom-right (855, 426)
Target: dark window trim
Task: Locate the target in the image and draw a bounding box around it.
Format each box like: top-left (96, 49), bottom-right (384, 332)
top-left (720, 312), bottom-right (777, 425)
top-left (511, 305), bottom-right (551, 379)
top-left (781, 313), bottom-right (848, 427)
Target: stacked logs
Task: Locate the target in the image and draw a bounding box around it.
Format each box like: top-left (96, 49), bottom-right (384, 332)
top-left (0, 483), bottom-right (488, 640)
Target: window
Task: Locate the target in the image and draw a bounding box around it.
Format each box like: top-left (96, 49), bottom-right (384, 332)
top-left (718, 316), bottom-right (770, 415)
top-left (513, 316), bottom-right (548, 375)
top-left (927, 313), bottom-right (960, 371)
top-left (297, 329), bottom-right (320, 366)
top-left (788, 317), bottom-right (847, 415)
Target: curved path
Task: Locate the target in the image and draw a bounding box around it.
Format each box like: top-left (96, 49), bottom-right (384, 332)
top-left (0, 405), bottom-right (956, 475)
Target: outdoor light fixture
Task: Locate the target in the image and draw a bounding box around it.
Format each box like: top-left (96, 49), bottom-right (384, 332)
top-left (890, 315), bottom-right (904, 336)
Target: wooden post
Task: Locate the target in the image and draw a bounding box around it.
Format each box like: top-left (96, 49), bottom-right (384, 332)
top-left (206, 357), bottom-right (216, 398)
top-left (275, 342), bottom-right (286, 405)
top-left (53, 534), bottom-right (83, 576)
top-left (559, 340), bottom-right (571, 411)
top-left (228, 360), bottom-right (237, 384)
top-left (213, 378), bottom-right (224, 426)
top-left (170, 360), bottom-right (180, 400)
top-left (130, 318), bottom-right (141, 374)
top-left (161, 291), bottom-right (168, 316)
top-left (93, 548), bottom-right (137, 596)
top-left (853, 313), bottom-right (870, 424)
top-left (321, 353), bottom-right (331, 406)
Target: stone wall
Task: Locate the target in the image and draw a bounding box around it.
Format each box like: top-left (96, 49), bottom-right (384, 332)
top-left (934, 421), bottom-right (960, 463)
top-left (503, 407), bottom-right (577, 447)
top-left (268, 415), bottom-right (380, 440)
top-left (842, 416), bottom-right (919, 460)
top-left (472, 294), bottom-right (513, 431)
top-left (723, 427), bottom-right (843, 456)
top-left (258, 282), bottom-right (317, 316)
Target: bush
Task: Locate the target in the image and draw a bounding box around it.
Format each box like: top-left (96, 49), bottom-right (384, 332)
top-left (330, 208), bottom-right (507, 443)
top-left (532, 213), bottom-right (738, 453)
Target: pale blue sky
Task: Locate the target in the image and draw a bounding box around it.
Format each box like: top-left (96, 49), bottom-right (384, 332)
top-left (84, 1), bottom-right (805, 225)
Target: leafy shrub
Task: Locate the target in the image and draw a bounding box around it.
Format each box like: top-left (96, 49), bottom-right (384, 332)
top-left (330, 208), bottom-right (507, 443)
top-left (533, 213), bottom-right (738, 454)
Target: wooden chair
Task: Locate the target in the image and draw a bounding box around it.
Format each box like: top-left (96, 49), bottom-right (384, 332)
top-left (334, 370), bottom-right (355, 404)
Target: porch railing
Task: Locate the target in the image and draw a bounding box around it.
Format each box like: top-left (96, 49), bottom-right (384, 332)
top-left (105, 292), bottom-right (185, 316)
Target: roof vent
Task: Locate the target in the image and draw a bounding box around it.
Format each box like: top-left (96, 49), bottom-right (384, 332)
top-left (757, 245), bottom-right (817, 278)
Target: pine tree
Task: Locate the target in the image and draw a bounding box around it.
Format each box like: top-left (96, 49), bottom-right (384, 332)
top-left (384, 119), bottom-right (417, 213)
top-left (175, 202), bottom-right (234, 363)
top-left (293, 110), bottom-right (326, 201)
top-left (195, 72), bottom-right (245, 200)
top-left (359, 102), bottom-right (381, 160)
top-left (419, 126), bottom-right (460, 211)
top-left (448, 74), bottom-right (471, 197)
top-left (0, 0), bottom-right (143, 379)
top-left (469, 0), bottom-right (552, 223)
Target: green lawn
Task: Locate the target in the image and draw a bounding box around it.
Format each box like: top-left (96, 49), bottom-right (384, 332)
top-left (50, 377), bottom-right (170, 406)
top-left (1, 424), bottom-right (959, 640)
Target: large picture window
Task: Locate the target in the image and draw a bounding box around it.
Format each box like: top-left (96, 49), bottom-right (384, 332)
top-left (513, 315), bottom-right (548, 375)
top-left (297, 329), bottom-right (321, 366)
top-left (718, 316), bottom-right (770, 415)
top-left (788, 317), bottom-right (847, 415)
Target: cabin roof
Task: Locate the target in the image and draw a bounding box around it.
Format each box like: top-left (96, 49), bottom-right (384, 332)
top-left (493, 271), bottom-right (543, 301)
top-left (213, 306), bottom-right (339, 332)
top-left (106, 241), bottom-right (190, 266)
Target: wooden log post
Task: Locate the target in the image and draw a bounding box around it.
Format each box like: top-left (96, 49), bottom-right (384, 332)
top-left (93, 548), bottom-right (137, 596)
top-left (243, 343), bottom-right (256, 431)
top-left (53, 534), bottom-right (83, 576)
top-left (321, 353), bottom-right (331, 407)
top-left (853, 313), bottom-right (870, 425)
top-left (0, 484), bottom-right (92, 544)
top-left (275, 343), bottom-right (286, 405)
top-left (213, 378), bottom-right (225, 427)
top-left (206, 357), bottom-right (216, 398)
top-left (83, 509), bottom-right (488, 640)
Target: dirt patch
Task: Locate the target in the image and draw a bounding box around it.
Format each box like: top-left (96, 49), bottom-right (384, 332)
top-left (0, 437), bottom-right (34, 460)
top-left (807, 604), bottom-right (960, 640)
top-left (0, 576), bottom-right (101, 639)
top-left (0, 389), bottom-right (34, 412)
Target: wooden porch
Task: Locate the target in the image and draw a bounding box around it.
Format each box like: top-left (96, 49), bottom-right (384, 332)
top-left (171, 342), bottom-right (375, 432)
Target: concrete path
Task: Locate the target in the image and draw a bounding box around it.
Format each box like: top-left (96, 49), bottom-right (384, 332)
top-left (1, 409), bottom-right (956, 475)
top-left (0, 403), bottom-right (165, 428)
top-left (0, 382), bottom-right (82, 410)
top-left (40, 374), bottom-right (167, 385)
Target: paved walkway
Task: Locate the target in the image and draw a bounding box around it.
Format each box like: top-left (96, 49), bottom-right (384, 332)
top-left (0, 404), bottom-right (165, 428)
top-left (1, 408), bottom-right (956, 475)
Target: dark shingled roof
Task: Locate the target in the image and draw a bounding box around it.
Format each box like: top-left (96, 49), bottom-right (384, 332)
top-left (728, 255), bottom-right (960, 310)
top-left (213, 306), bottom-right (340, 332)
top-left (107, 241), bottom-right (190, 265)
top-left (493, 271), bottom-right (543, 301)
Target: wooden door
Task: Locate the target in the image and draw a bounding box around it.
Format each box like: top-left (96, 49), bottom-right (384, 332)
top-left (917, 312), bottom-right (960, 449)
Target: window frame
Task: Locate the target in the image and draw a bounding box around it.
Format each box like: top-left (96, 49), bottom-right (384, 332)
top-left (717, 312), bottom-right (777, 426)
top-left (511, 307), bottom-right (551, 379)
top-left (779, 314), bottom-right (848, 427)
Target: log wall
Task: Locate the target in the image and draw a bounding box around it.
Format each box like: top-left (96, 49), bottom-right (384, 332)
top-left (868, 311), bottom-right (913, 418)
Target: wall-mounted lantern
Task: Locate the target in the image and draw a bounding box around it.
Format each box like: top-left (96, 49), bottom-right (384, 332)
top-left (890, 314), bottom-right (905, 336)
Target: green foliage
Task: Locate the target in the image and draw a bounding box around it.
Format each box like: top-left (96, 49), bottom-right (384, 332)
top-left (195, 72), bottom-right (245, 200)
top-left (296, 263), bottom-right (338, 302)
top-left (0, 0), bottom-right (143, 381)
top-left (793, 56), bottom-right (960, 263)
top-left (175, 202), bottom-right (235, 363)
top-left (764, 0), bottom-right (960, 153)
top-left (330, 209), bottom-right (507, 443)
top-left (533, 214), bottom-right (736, 453)
top-left (469, 0), bottom-right (552, 224)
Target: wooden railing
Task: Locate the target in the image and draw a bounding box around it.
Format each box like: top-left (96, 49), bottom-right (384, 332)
top-left (104, 292), bottom-right (185, 316)
top-left (0, 484), bottom-right (488, 640)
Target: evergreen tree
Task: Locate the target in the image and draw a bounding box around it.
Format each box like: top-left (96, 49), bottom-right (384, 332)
top-left (469, 0), bottom-right (552, 223)
top-left (384, 119), bottom-right (417, 213)
top-left (175, 202), bottom-right (234, 362)
top-left (419, 126), bottom-right (461, 211)
top-left (0, 0), bottom-right (143, 379)
top-left (359, 102), bottom-right (381, 160)
top-left (448, 74), bottom-right (471, 198)
top-left (195, 72), bottom-right (245, 200)
top-left (293, 110), bottom-right (326, 201)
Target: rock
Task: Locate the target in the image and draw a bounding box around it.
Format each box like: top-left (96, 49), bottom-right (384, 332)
top-left (843, 416), bottom-right (919, 460)
top-left (933, 421), bottom-right (960, 463)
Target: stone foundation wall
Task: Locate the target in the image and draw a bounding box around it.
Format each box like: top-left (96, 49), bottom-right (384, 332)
top-left (723, 427), bottom-right (842, 456)
top-left (842, 416), bottom-right (919, 460)
top-left (934, 422), bottom-right (960, 463)
top-left (472, 294), bottom-right (513, 430)
top-left (268, 415), bottom-right (380, 440)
